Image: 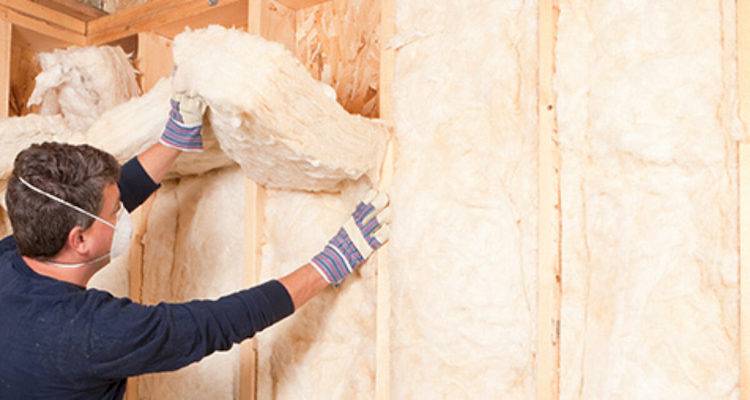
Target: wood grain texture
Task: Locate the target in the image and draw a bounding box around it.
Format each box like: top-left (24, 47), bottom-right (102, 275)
top-left (375, 2), bottom-right (392, 398)
top-left (739, 1), bottom-right (750, 398)
top-left (0, 20), bottom-right (10, 119)
top-left (537, 0), bottom-right (561, 399)
top-left (295, 0), bottom-right (380, 117)
top-left (87, 0), bottom-right (243, 45)
top-left (241, 3), bottom-right (296, 399)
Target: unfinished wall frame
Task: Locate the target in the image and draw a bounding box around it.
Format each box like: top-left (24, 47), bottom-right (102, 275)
top-left (240, 2), bottom-right (297, 399)
top-left (537, 0), bottom-right (561, 399)
top-left (0, 19), bottom-right (9, 119)
top-left (121, 31), bottom-right (174, 400)
top-left (0, 0), bottom-right (87, 45)
top-left (2, 0), bottom-right (745, 399)
top-left (375, 0), bottom-right (393, 397)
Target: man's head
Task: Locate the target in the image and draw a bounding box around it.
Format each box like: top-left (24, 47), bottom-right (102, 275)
top-left (6, 142), bottom-right (121, 264)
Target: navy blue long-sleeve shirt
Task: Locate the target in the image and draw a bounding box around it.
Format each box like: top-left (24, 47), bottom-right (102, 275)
top-left (0, 158), bottom-right (295, 399)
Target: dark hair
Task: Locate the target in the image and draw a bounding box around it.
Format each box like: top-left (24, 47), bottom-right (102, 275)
top-left (6, 142), bottom-right (120, 258)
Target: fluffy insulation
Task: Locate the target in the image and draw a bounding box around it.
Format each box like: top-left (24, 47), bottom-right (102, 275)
top-left (27, 46), bottom-right (140, 132)
top-left (136, 168), bottom-right (248, 399)
top-left (84, 79), bottom-right (233, 177)
top-left (385, 0), bottom-right (539, 398)
top-left (257, 181), bottom-right (376, 399)
top-left (557, 1), bottom-right (740, 398)
top-left (0, 81), bottom-right (231, 207)
top-left (0, 115), bottom-right (80, 207)
top-left (171, 26), bottom-right (389, 192)
top-left (2, 27), bottom-right (388, 194)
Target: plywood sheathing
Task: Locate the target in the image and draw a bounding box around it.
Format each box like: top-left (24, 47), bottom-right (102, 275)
top-left (295, 0), bottom-right (380, 117)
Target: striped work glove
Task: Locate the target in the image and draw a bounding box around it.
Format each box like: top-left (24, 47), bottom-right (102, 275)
top-left (311, 190), bottom-right (391, 285)
top-left (159, 93), bottom-right (207, 152)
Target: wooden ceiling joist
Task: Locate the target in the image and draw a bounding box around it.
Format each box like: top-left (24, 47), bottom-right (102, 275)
top-left (86, 0), bottom-right (245, 45)
top-left (29, 0), bottom-right (106, 22)
top-left (0, 0), bottom-right (336, 49)
top-left (0, 0), bottom-right (86, 33)
top-left (146, 0), bottom-right (247, 41)
top-left (0, 4), bottom-right (86, 45)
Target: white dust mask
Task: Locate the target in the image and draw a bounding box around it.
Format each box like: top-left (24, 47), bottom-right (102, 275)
top-left (17, 177), bottom-right (133, 268)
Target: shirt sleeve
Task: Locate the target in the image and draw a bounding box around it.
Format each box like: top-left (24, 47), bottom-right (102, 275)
top-left (118, 157), bottom-right (161, 213)
top-left (76, 280), bottom-right (294, 381)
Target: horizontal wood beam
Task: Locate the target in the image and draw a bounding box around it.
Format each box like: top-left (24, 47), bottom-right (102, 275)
top-left (0, 0), bottom-right (86, 34)
top-left (276, 0), bottom-right (329, 10)
top-left (0, 5), bottom-right (86, 45)
top-left (149, 0), bottom-right (247, 40)
top-left (1, 0), bottom-right (309, 49)
top-left (29, 0), bottom-right (106, 22)
top-left (87, 0), bottom-right (243, 45)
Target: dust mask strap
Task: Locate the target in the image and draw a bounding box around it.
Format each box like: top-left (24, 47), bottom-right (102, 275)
top-left (17, 177), bottom-right (115, 229)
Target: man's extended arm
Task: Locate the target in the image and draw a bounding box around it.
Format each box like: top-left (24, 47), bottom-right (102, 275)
top-left (118, 86), bottom-right (206, 212)
top-left (78, 279), bottom-right (294, 381)
top-left (136, 143), bottom-right (181, 184)
top-left (77, 190), bottom-right (390, 380)
top-left (278, 264), bottom-right (328, 309)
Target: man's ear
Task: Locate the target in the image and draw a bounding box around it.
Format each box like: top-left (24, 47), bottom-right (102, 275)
top-left (66, 225), bottom-right (89, 256)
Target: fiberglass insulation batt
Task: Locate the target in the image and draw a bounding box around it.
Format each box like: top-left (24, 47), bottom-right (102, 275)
top-left (27, 45), bottom-right (140, 132)
top-left (136, 168), bottom-right (249, 399)
top-left (0, 24), bottom-right (391, 398)
top-left (171, 26), bottom-right (389, 192)
top-left (557, 1), bottom-right (740, 398)
top-left (387, 0), bottom-right (538, 397)
top-left (126, 26), bottom-right (391, 398)
top-left (256, 180), bottom-right (376, 399)
top-left (84, 79), bottom-right (234, 178)
top-left (0, 45), bottom-right (140, 203)
top-left (1, 26), bottom-right (389, 193)
top-left (242, 1), bottom-right (539, 398)
top-left (2, 1), bottom-right (744, 398)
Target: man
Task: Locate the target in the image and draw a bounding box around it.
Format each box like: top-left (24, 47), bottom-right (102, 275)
top-left (0, 86), bottom-right (390, 399)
